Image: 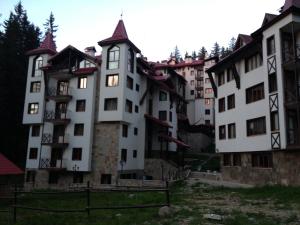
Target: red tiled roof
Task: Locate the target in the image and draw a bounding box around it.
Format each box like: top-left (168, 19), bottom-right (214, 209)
top-left (144, 114), bottom-right (172, 128)
top-left (155, 60), bottom-right (204, 69)
top-left (0, 153), bottom-right (23, 175)
top-left (73, 67), bottom-right (97, 75)
top-left (27, 32), bottom-right (57, 56)
top-left (283, 0), bottom-right (300, 11)
top-left (159, 134), bottom-right (190, 149)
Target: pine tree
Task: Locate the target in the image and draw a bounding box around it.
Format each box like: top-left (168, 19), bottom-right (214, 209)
top-left (174, 45), bottom-right (181, 63)
top-left (220, 46), bottom-right (226, 59)
top-left (229, 37), bottom-right (236, 52)
top-left (43, 12), bottom-right (58, 38)
top-left (198, 46), bottom-right (207, 60)
top-left (191, 51), bottom-right (197, 60)
top-left (184, 51), bottom-right (188, 59)
top-left (0, 2), bottom-right (40, 167)
top-left (211, 42), bottom-right (220, 58)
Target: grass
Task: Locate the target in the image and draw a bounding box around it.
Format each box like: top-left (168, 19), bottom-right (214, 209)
top-left (1, 181), bottom-right (300, 225)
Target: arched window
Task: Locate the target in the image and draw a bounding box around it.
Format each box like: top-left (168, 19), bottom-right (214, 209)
top-left (33, 56), bottom-right (43, 77)
top-left (107, 46), bottom-right (120, 70)
top-left (127, 48), bottom-right (134, 73)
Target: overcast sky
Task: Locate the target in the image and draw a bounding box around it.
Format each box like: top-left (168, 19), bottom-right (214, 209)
top-left (1, 0), bottom-right (284, 61)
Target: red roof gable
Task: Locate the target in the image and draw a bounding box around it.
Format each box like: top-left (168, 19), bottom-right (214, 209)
top-left (282, 0), bottom-right (300, 11)
top-left (0, 153), bottom-right (23, 175)
top-left (73, 67), bottom-right (97, 75)
top-left (27, 32), bottom-right (57, 56)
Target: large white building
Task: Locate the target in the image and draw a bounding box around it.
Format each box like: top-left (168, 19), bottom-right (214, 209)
top-left (207, 0), bottom-right (300, 185)
top-left (23, 20), bottom-right (191, 187)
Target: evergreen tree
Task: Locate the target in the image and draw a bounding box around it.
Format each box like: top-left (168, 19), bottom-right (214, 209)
top-left (229, 37), bottom-right (236, 52)
top-left (43, 12), bottom-right (58, 38)
top-left (211, 42), bottom-right (220, 58)
top-left (191, 51), bottom-right (197, 60)
top-left (220, 46), bottom-right (226, 59)
top-left (173, 45), bottom-right (181, 62)
top-left (0, 2), bottom-right (40, 167)
top-left (198, 46), bottom-right (207, 60)
top-left (184, 51), bottom-right (188, 59)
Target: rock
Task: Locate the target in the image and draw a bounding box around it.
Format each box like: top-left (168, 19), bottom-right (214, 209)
top-left (158, 206), bottom-right (173, 217)
top-left (128, 194), bottom-right (135, 198)
top-left (116, 213), bottom-right (121, 217)
top-left (203, 213), bottom-right (222, 221)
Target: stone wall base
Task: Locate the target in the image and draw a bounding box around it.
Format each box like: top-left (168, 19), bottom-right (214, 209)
top-left (144, 158), bottom-right (179, 180)
top-left (221, 150), bottom-right (300, 186)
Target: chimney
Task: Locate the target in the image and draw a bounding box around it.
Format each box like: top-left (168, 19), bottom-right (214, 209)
top-left (84, 46), bottom-right (96, 57)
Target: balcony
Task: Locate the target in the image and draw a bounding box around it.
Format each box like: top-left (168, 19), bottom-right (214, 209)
top-left (47, 68), bottom-right (72, 80)
top-left (39, 158), bottom-right (67, 171)
top-left (46, 87), bottom-right (72, 102)
top-left (44, 110), bottom-right (71, 125)
top-left (285, 90), bottom-right (300, 108)
top-left (41, 133), bottom-right (69, 148)
top-left (282, 44), bottom-right (300, 68)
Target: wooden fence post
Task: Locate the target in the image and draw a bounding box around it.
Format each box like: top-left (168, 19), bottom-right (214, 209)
top-left (86, 181), bottom-right (90, 216)
top-left (13, 184), bottom-right (17, 223)
top-left (165, 181), bottom-right (170, 207)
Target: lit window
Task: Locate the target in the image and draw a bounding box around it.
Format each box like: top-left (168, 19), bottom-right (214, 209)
top-left (28, 103), bottom-right (39, 114)
top-left (78, 77), bottom-right (87, 89)
top-left (30, 82), bottom-right (41, 93)
top-left (106, 74), bottom-right (119, 87)
top-left (33, 56), bottom-right (43, 77)
top-left (205, 98), bottom-right (211, 105)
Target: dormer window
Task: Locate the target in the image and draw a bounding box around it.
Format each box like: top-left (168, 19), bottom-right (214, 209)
top-left (127, 48), bottom-right (134, 73)
top-left (107, 46), bottom-right (120, 70)
top-left (33, 56), bottom-right (43, 77)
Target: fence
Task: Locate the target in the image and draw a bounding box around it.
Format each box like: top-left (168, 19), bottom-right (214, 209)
top-left (10, 181), bottom-right (170, 223)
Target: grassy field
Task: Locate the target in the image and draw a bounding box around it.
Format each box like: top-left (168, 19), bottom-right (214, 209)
top-left (1, 181), bottom-right (300, 225)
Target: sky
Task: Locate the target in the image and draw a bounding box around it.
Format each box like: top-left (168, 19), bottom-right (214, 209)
top-left (0, 0), bottom-right (284, 61)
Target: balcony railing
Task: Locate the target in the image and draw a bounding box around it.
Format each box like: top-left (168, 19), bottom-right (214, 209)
top-left (285, 89), bottom-right (300, 105)
top-left (41, 133), bottom-right (69, 146)
top-left (282, 44), bottom-right (300, 63)
top-left (39, 158), bottom-right (67, 170)
top-left (47, 87), bottom-right (72, 97)
top-left (44, 110), bottom-right (71, 124)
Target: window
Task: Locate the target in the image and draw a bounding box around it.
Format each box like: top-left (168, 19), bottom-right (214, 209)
top-left (125, 99), bottom-right (133, 113)
top-left (218, 72), bottom-right (225, 86)
top-left (159, 111), bottom-right (167, 121)
top-left (247, 116), bottom-right (266, 136)
top-left (74, 124), bottom-right (84, 136)
top-left (57, 81), bottom-right (69, 95)
top-left (107, 46), bottom-right (120, 69)
top-left (159, 91), bottom-right (167, 101)
top-left (104, 98), bottom-right (117, 111)
top-left (29, 148), bottom-right (38, 159)
top-left (126, 76), bottom-right (133, 89)
top-left (136, 84), bottom-right (140, 92)
top-left (228, 123), bottom-right (236, 139)
top-left (30, 81), bottom-right (41, 93)
top-left (205, 98), bottom-right (211, 105)
top-left (26, 171), bottom-right (35, 183)
top-left (205, 109), bottom-right (210, 115)
top-left (271, 111), bottom-right (279, 131)
top-left (223, 154), bottom-right (231, 166)
top-left (268, 73), bottom-right (277, 93)
top-left (106, 74), bottom-right (119, 87)
top-left (72, 148), bottom-right (82, 160)
top-left (190, 80), bottom-right (194, 86)
top-left (78, 77), bottom-right (87, 89)
top-left (33, 56), bottom-right (43, 77)
top-left (227, 69), bottom-right (234, 82)
top-left (252, 152), bottom-right (273, 168)
top-left (73, 173), bottom-right (83, 183)
top-left (219, 125), bottom-right (226, 140)
top-left (28, 103), bottom-right (39, 114)
top-left (121, 149), bottom-right (127, 162)
top-left (190, 90), bottom-right (194, 95)
top-left (135, 105), bottom-right (139, 113)
top-left (227, 94), bottom-right (235, 110)
top-left (128, 48), bottom-right (134, 72)
top-left (245, 54), bottom-right (262, 72)
top-left (205, 120), bottom-right (210, 125)
top-left (133, 150), bottom-right (137, 158)
top-left (101, 174), bottom-right (112, 184)
top-left (205, 78), bottom-right (210, 83)
top-left (246, 83), bottom-right (264, 104)
top-left (76, 100), bottom-right (86, 112)
top-left (134, 127), bottom-right (138, 135)
top-left (267, 36), bottom-right (275, 56)
top-left (191, 70), bottom-right (194, 76)
top-left (205, 88), bottom-right (213, 94)
top-left (218, 98), bottom-right (225, 112)
top-left (122, 124), bottom-right (128, 137)
top-left (233, 154), bottom-right (241, 166)
top-left (169, 111), bottom-right (172, 122)
top-left (48, 172), bottom-right (59, 184)
top-left (31, 125), bottom-right (40, 137)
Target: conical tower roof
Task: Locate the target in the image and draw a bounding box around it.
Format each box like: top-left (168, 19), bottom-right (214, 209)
top-left (27, 32), bottom-right (57, 56)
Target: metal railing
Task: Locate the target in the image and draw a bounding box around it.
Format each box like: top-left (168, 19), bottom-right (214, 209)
top-left (47, 87), bottom-right (72, 97)
top-left (41, 133), bottom-right (69, 145)
top-left (39, 158), bottom-right (67, 169)
top-left (44, 110), bottom-right (70, 121)
top-left (282, 44), bottom-right (300, 63)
